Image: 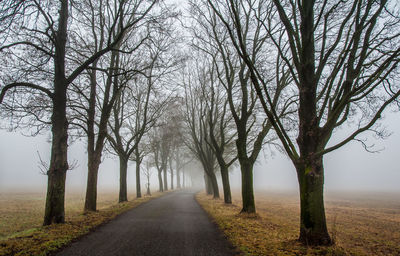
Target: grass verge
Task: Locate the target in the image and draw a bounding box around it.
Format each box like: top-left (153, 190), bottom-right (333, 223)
top-left (0, 192), bottom-right (165, 256)
top-left (196, 191), bottom-right (400, 256)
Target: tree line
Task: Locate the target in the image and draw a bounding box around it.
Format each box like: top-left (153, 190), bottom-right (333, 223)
top-left (1, 0), bottom-right (400, 247)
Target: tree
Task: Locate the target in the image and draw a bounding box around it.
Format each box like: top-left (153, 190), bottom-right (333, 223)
top-left (142, 159), bottom-right (153, 196)
top-left (205, 72), bottom-right (237, 204)
top-left (149, 124), bottom-right (173, 192)
top-left (210, 0), bottom-right (400, 245)
top-left (0, 0), bottom-right (158, 224)
top-left (189, 0), bottom-right (293, 212)
top-left (182, 60), bottom-right (220, 199)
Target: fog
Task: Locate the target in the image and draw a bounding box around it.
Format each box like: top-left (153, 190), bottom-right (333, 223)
top-left (1, 112), bottom-right (400, 194)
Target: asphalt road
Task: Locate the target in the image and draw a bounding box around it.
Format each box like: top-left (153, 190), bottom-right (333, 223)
top-left (56, 189), bottom-right (237, 256)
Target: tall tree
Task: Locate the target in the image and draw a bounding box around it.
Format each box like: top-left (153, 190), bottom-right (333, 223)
top-left (182, 61), bottom-right (220, 199)
top-left (0, 0), bottom-right (157, 224)
top-left (190, 0), bottom-right (293, 212)
top-left (205, 71), bottom-right (237, 204)
top-left (210, 0), bottom-right (400, 245)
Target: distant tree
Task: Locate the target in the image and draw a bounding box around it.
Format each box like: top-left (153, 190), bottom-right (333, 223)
top-left (149, 124), bottom-right (173, 192)
top-left (142, 159), bottom-right (153, 196)
top-left (182, 60), bottom-right (220, 198)
top-left (209, 0), bottom-right (400, 245)
top-left (189, 0), bottom-right (293, 211)
top-left (0, 0), bottom-right (158, 225)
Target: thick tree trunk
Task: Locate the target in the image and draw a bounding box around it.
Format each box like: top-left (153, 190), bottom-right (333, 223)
top-left (170, 168), bottom-right (174, 190)
top-left (182, 169), bottom-right (185, 188)
top-left (296, 157), bottom-right (332, 245)
top-left (240, 160), bottom-right (255, 213)
top-left (220, 165), bottom-right (232, 204)
top-left (43, 0), bottom-right (69, 225)
top-left (177, 168), bottom-right (181, 189)
top-left (84, 154), bottom-right (101, 211)
top-left (118, 156), bottom-right (128, 202)
top-left (136, 160), bottom-right (142, 198)
top-left (204, 174), bottom-right (212, 195)
top-left (158, 169), bottom-right (163, 192)
top-left (146, 174), bottom-right (151, 196)
top-left (43, 103), bottom-right (68, 225)
top-left (209, 171), bottom-right (220, 199)
top-left (163, 168), bottom-right (168, 191)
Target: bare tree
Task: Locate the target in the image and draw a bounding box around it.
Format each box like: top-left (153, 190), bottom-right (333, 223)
top-left (0, 0), bottom-right (158, 225)
top-left (205, 69), bottom-right (237, 204)
top-left (142, 159), bottom-right (153, 196)
top-left (189, 0), bottom-right (293, 212)
top-left (182, 60), bottom-right (221, 199)
top-left (149, 124), bottom-right (173, 192)
top-left (107, 29), bottom-right (178, 200)
top-left (209, 0), bottom-right (400, 245)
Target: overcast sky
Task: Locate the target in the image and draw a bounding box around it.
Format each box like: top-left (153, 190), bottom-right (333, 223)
top-left (1, 110), bottom-right (399, 195)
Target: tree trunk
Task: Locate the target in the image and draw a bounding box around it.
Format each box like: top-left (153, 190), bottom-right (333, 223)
top-left (163, 168), bottom-right (168, 191)
top-left (118, 156), bottom-right (128, 202)
top-left (170, 168), bottom-right (174, 190)
top-left (85, 153), bottom-right (101, 211)
top-left (136, 160), bottom-right (142, 198)
top-left (158, 169), bottom-right (163, 192)
top-left (209, 171), bottom-right (220, 199)
top-left (204, 174), bottom-right (212, 195)
top-left (240, 160), bottom-right (255, 213)
top-left (220, 165), bottom-right (232, 204)
top-left (182, 169), bottom-right (185, 188)
top-left (43, 105), bottom-right (68, 225)
top-left (177, 168), bottom-right (181, 189)
top-left (296, 157), bottom-right (332, 245)
top-left (146, 174), bottom-right (151, 196)
top-left (43, 0), bottom-right (69, 226)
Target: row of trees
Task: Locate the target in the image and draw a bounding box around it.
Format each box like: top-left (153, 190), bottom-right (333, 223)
top-left (1, 0), bottom-right (400, 248)
top-left (0, 0), bottom-right (194, 226)
top-left (181, 0), bottom-right (400, 246)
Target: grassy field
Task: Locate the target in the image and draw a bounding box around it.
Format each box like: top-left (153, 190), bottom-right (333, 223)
top-left (197, 190), bottom-right (400, 256)
top-left (0, 190), bottom-right (139, 240)
top-left (0, 190), bottom-right (164, 256)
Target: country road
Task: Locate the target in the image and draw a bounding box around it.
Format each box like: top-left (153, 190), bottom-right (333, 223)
top-left (55, 189), bottom-right (237, 256)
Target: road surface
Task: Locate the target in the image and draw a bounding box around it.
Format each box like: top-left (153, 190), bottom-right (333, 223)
top-left (56, 189), bottom-right (237, 256)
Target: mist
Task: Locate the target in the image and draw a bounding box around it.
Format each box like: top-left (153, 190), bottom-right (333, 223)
top-left (1, 111), bottom-right (399, 194)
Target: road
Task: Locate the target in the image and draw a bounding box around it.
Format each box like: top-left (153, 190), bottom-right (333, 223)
top-left (56, 189), bottom-right (237, 256)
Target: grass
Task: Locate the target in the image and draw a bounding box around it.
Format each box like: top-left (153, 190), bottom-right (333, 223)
top-left (0, 190), bottom-right (166, 256)
top-left (196, 190), bottom-right (400, 256)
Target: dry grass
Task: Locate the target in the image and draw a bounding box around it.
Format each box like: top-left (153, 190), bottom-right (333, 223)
top-left (196, 190), bottom-right (400, 256)
top-left (0, 190), bottom-right (165, 256)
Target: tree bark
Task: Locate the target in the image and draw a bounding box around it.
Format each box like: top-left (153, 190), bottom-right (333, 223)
top-left (182, 169), bottom-right (185, 188)
top-left (84, 154), bottom-right (101, 211)
top-left (136, 160), bottom-right (142, 198)
top-left (170, 168), bottom-right (174, 190)
top-left (163, 168), bottom-right (168, 191)
top-left (158, 169), bottom-right (163, 192)
top-left (43, 101), bottom-right (68, 224)
top-left (119, 156), bottom-right (128, 202)
top-left (146, 185), bottom-right (151, 196)
top-left (43, 0), bottom-right (69, 226)
top-left (296, 157), bottom-right (332, 245)
top-left (220, 165), bottom-right (232, 204)
top-left (177, 168), bottom-right (181, 189)
top-left (209, 170), bottom-right (219, 199)
top-left (204, 174), bottom-right (212, 195)
top-left (240, 160), bottom-right (255, 213)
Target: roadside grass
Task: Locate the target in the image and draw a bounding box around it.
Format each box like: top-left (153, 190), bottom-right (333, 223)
top-left (0, 190), bottom-right (165, 256)
top-left (196, 190), bottom-right (400, 256)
